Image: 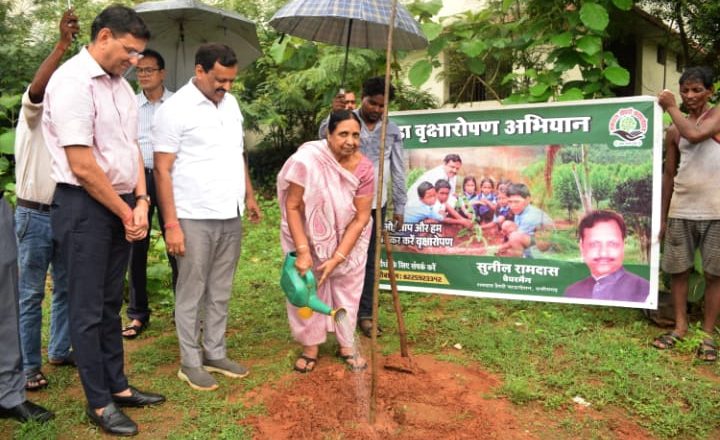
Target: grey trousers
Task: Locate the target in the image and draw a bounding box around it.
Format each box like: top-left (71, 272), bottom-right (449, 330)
top-left (175, 217), bottom-right (242, 367)
top-left (0, 197), bottom-right (25, 408)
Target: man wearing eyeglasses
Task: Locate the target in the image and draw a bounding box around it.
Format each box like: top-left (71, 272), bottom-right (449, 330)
top-left (42, 6), bottom-right (165, 436)
top-left (122, 49), bottom-right (176, 340)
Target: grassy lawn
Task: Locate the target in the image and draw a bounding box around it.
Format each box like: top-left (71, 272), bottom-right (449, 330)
top-left (3, 197), bottom-right (719, 439)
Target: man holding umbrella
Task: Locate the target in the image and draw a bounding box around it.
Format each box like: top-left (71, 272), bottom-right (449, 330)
top-left (319, 76), bottom-right (406, 337)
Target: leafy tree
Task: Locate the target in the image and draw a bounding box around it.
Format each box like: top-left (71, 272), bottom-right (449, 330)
top-left (551, 164), bottom-right (582, 220)
top-left (0, 0), bottom-right (109, 194)
top-left (610, 173), bottom-right (652, 262)
top-left (407, 0), bottom-right (634, 105)
top-left (588, 166), bottom-right (614, 205)
top-left (641, 0), bottom-right (720, 75)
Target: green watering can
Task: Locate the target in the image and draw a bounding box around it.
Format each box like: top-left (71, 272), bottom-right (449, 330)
top-left (281, 251), bottom-right (346, 321)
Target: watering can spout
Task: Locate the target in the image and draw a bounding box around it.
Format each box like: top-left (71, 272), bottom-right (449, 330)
top-left (281, 252), bottom-right (343, 320)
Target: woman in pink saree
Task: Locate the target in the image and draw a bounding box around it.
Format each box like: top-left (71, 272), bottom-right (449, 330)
top-left (277, 110), bottom-right (374, 373)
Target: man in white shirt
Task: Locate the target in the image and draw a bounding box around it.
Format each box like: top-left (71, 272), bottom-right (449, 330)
top-left (154, 43), bottom-right (262, 392)
top-left (14, 9), bottom-right (78, 392)
top-left (123, 48), bottom-right (175, 339)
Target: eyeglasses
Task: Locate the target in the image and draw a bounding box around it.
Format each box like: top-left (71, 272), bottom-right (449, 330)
top-left (122, 45), bottom-right (143, 60)
top-left (137, 67), bottom-right (161, 75)
top-left (111, 33), bottom-right (143, 60)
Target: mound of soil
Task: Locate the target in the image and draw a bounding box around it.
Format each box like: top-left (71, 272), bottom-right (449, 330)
top-left (243, 352), bottom-right (657, 440)
top-left (244, 354), bottom-right (535, 439)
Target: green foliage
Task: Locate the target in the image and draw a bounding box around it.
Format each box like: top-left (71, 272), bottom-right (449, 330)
top-left (579, 2), bottom-right (610, 31)
top-left (405, 167), bottom-right (426, 190)
top-left (239, 10), bottom-right (437, 192)
top-left (551, 164), bottom-right (581, 220)
top-left (643, 0), bottom-right (720, 75)
top-left (0, 91), bottom-right (20, 194)
top-left (0, 0), bottom-right (107, 199)
top-left (408, 59), bottom-right (433, 87)
top-left (407, 0), bottom-right (635, 104)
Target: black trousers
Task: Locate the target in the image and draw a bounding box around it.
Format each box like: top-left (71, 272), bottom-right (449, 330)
top-left (52, 184), bottom-right (131, 409)
top-left (127, 168), bottom-right (178, 323)
top-left (358, 207), bottom-right (386, 320)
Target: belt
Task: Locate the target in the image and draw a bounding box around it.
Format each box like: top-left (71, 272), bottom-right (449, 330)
top-left (16, 197), bottom-right (51, 212)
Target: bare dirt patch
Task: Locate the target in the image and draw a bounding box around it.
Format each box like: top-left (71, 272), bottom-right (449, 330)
top-left (242, 354), bottom-right (655, 440)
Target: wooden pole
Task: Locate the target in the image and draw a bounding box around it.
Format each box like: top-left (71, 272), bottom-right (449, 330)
top-left (369, 0), bottom-right (399, 425)
top-left (383, 230), bottom-right (409, 357)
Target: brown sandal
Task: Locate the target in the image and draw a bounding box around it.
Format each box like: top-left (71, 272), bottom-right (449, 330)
top-left (337, 352), bottom-right (367, 372)
top-left (697, 339), bottom-right (718, 362)
top-left (25, 370), bottom-right (49, 391)
top-left (293, 354), bottom-right (317, 373)
top-left (652, 332), bottom-right (683, 350)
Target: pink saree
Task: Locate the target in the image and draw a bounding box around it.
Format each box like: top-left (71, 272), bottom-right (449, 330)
top-left (277, 139), bottom-right (373, 347)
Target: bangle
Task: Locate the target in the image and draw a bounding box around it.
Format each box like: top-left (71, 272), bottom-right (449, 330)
top-left (165, 221), bottom-right (180, 230)
top-left (334, 251), bottom-right (347, 261)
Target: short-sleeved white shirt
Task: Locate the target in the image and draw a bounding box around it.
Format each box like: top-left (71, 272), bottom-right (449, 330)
top-left (152, 79), bottom-right (246, 220)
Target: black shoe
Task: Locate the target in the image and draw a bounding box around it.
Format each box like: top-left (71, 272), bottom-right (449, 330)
top-left (112, 386), bottom-right (166, 408)
top-left (358, 319), bottom-right (383, 338)
top-left (86, 402), bottom-right (138, 436)
top-left (0, 400), bottom-right (54, 423)
top-left (48, 350), bottom-right (76, 367)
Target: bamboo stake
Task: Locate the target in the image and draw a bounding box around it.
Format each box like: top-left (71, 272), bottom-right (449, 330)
top-left (382, 230), bottom-right (409, 357)
top-left (369, 0), bottom-right (399, 425)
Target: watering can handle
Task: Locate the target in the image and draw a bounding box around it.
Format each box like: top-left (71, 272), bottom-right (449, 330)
top-left (299, 268), bottom-right (316, 289)
top-left (290, 252), bottom-right (316, 287)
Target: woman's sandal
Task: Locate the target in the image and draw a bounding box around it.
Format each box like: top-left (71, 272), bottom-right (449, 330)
top-left (25, 370), bottom-right (49, 391)
top-left (696, 339), bottom-right (718, 362)
top-left (293, 354), bottom-right (317, 373)
top-left (652, 332), bottom-right (683, 350)
top-left (337, 352), bottom-right (368, 372)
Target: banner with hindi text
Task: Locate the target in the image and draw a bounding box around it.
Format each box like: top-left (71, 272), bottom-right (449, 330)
top-left (381, 96), bottom-right (661, 309)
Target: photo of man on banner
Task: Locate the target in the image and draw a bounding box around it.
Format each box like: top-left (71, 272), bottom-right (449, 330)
top-left (564, 210), bottom-right (650, 302)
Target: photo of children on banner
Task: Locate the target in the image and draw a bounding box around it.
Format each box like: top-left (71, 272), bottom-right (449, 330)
top-left (497, 219), bottom-right (530, 257)
top-left (434, 180), bottom-right (473, 228)
top-left (456, 176), bottom-right (499, 227)
top-left (404, 181), bottom-right (443, 224)
top-left (404, 180), bottom-right (472, 227)
top-left (564, 210), bottom-right (650, 302)
top-left (504, 183), bottom-right (554, 258)
top-left (402, 171), bottom-right (554, 258)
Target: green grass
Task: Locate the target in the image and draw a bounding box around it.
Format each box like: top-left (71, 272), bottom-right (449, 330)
top-left (3, 197), bottom-right (720, 439)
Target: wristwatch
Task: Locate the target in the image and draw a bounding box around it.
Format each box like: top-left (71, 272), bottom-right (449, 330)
top-left (135, 194), bottom-right (151, 205)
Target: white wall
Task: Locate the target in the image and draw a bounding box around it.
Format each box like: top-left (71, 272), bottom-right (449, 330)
top-left (639, 39), bottom-right (683, 95)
